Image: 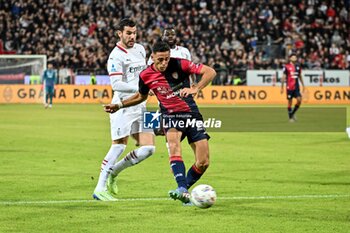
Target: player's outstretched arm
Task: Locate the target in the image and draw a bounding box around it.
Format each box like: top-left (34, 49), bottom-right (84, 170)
top-left (197, 65), bottom-right (217, 90)
top-left (180, 65), bottom-right (216, 98)
top-left (104, 92), bottom-right (148, 113)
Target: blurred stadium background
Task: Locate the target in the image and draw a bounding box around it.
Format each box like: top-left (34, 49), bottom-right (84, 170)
top-left (0, 1), bottom-right (350, 233)
top-left (0, 0), bottom-right (349, 89)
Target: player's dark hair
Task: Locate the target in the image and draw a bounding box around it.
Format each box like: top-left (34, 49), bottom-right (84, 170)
top-left (162, 25), bottom-right (175, 35)
top-left (289, 50), bottom-right (297, 57)
top-left (152, 41), bottom-right (170, 53)
top-left (117, 18), bottom-right (136, 31)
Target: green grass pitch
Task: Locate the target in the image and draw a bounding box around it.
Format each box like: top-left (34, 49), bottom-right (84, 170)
top-left (0, 104), bottom-right (349, 233)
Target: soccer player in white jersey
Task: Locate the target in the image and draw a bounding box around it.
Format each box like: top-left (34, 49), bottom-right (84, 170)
top-left (148, 25), bottom-right (194, 87)
top-left (147, 25), bottom-right (192, 65)
top-left (93, 19), bottom-right (155, 201)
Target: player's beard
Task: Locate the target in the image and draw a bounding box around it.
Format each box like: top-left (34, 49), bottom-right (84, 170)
top-left (127, 40), bottom-right (135, 48)
top-left (123, 38), bottom-right (135, 48)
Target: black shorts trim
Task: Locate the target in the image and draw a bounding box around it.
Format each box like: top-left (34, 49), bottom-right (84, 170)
top-left (163, 112), bottom-right (210, 144)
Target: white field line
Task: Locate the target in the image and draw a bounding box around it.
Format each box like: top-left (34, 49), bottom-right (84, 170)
top-left (0, 194), bottom-right (349, 205)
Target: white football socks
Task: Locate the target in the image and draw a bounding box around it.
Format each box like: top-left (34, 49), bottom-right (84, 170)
top-left (110, 145), bottom-right (155, 176)
top-left (94, 144), bottom-right (126, 192)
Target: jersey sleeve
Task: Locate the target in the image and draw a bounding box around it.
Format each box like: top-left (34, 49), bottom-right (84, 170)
top-left (107, 55), bottom-right (125, 90)
top-left (141, 45), bottom-right (146, 58)
top-left (180, 59), bottom-right (203, 75)
top-left (107, 56), bottom-right (123, 77)
top-left (138, 77), bottom-right (150, 95)
top-left (184, 48), bottom-right (192, 61)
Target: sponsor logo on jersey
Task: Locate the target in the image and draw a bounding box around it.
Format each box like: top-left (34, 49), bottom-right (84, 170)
top-left (129, 65), bottom-right (146, 73)
top-left (111, 64), bottom-right (117, 72)
top-left (171, 72), bottom-right (179, 79)
top-left (166, 90), bottom-right (181, 99)
top-left (157, 86), bottom-right (171, 95)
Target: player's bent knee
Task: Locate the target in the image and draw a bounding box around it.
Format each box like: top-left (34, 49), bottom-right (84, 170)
top-left (167, 141), bottom-right (180, 151)
top-left (136, 133), bottom-right (154, 145)
top-left (112, 137), bottom-right (128, 145)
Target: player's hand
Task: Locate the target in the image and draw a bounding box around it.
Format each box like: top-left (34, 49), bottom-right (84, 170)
top-left (148, 90), bottom-right (155, 96)
top-left (103, 104), bottom-right (119, 113)
top-left (180, 86), bottom-right (199, 98)
top-left (280, 89), bottom-right (284, 94)
top-left (302, 87), bottom-right (305, 93)
top-left (190, 83), bottom-right (199, 97)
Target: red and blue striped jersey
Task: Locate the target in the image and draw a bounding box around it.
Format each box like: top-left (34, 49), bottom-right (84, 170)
top-left (283, 63), bottom-right (301, 91)
top-left (139, 58), bottom-right (203, 114)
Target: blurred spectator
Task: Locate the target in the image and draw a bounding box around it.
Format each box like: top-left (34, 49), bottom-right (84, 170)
top-left (0, 0), bottom-right (349, 82)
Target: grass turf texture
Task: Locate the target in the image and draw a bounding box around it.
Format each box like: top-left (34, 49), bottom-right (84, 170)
top-left (0, 104), bottom-right (349, 233)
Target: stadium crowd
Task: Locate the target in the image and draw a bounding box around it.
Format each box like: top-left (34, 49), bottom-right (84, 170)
top-left (0, 0), bottom-right (349, 84)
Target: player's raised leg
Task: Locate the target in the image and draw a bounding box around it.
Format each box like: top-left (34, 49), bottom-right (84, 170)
top-left (107, 132), bottom-right (155, 195)
top-left (186, 139), bottom-right (210, 189)
top-left (167, 129), bottom-right (191, 204)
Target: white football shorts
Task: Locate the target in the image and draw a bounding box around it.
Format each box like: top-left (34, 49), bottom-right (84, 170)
top-left (110, 101), bottom-right (150, 140)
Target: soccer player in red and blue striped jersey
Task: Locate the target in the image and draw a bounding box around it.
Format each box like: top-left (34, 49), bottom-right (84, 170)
top-left (104, 41), bottom-right (216, 204)
top-left (281, 53), bottom-right (305, 122)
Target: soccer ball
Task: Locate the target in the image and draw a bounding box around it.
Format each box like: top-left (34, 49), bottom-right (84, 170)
top-left (190, 184), bottom-right (217, 208)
